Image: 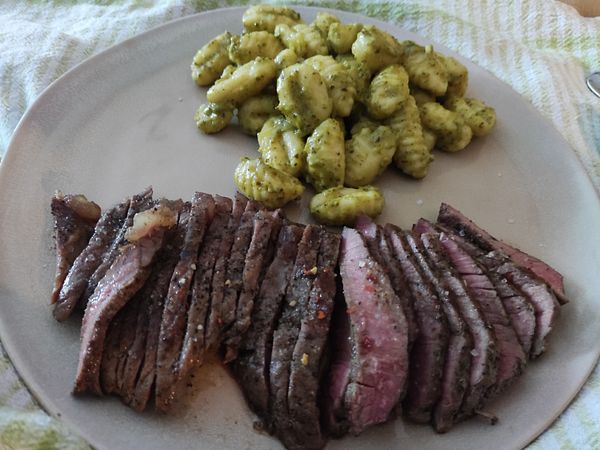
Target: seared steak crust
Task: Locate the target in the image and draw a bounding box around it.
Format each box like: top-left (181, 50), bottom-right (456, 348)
top-left (233, 224), bottom-right (304, 419)
top-left (284, 228), bottom-right (341, 450)
top-left (54, 197), bottom-right (130, 321)
top-left (385, 225), bottom-right (448, 424)
top-left (50, 193), bottom-right (101, 304)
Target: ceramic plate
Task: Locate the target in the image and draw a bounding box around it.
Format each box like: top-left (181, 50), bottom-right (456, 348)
top-left (0, 6), bottom-right (599, 450)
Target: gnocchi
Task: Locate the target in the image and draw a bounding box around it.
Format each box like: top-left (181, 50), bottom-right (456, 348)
top-left (194, 102), bottom-right (234, 134)
top-left (228, 31), bottom-right (284, 65)
top-left (191, 32), bottom-right (232, 86)
top-left (345, 125), bottom-right (396, 187)
top-left (242, 5), bottom-right (303, 33)
top-left (420, 102), bottom-right (473, 152)
top-left (365, 64), bottom-right (409, 119)
top-left (310, 186), bottom-right (385, 226)
top-left (257, 116), bottom-right (305, 177)
top-left (304, 118), bottom-right (346, 192)
top-left (237, 94), bottom-right (279, 135)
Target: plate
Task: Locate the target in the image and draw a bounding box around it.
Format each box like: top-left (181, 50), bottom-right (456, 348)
top-left (1, 6), bottom-right (599, 450)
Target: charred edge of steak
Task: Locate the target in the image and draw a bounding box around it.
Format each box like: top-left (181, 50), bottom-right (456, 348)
top-left (222, 210), bottom-right (282, 364)
top-left (384, 224), bottom-right (448, 424)
top-left (154, 193), bottom-right (215, 413)
top-left (73, 204), bottom-right (175, 396)
top-left (232, 223), bottom-right (304, 427)
top-left (207, 192), bottom-right (248, 344)
top-left (51, 193), bottom-right (101, 304)
top-left (54, 196), bottom-right (131, 322)
top-left (83, 187), bottom-right (154, 304)
top-left (404, 232), bottom-right (473, 433)
top-left (282, 228), bottom-right (341, 450)
top-left (437, 203), bottom-right (567, 303)
top-left (269, 225), bottom-right (322, 434)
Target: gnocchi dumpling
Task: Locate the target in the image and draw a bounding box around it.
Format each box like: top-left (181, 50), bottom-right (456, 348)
top-left (445, 97), bottom-right (496, 137)
top-left (312, 12), bottom-right (340, 38)
top-left (310, 186), bottom-right (384, 226)
top-left (234, 157), bottom-right (304, 209)
top-left (304, 118), bottom-right (346, 192)
top-left (345, 124), bottom-right (396, 187)
top-left (439, 54), bottom-right (468, 98)
top-left (403, 42), bottom-right (448, 97)
top-left (242, 5), bottom-right (303, 33)
top-left (207, 57), bottom-right (278, 105)
top-left (257, 116), bottom-right (305, 177)
top-left (304, 56), bottom-right (356, 117)
top-left (274, 48), bottom-right (299, 70)
top-left (238, 94), bottom-right (279, 135)
top-left (336, 55), bottom-right (371, 100)
top-left (328, 23), bottom-right (362, 55)
top-left (351, 25), bottom-right (403, 73)
top-left (191, 32), bottom-right (233, 86)
top-left (194, 102), bottom-right (234, 134)
top-left (420, 102), bottom-right (472, 152)
top-left (365, 64), bottom-right (409, 119)
top-left (228, 31), bottom-right (284, 65)
top-left (385, 96), bottom-right (433, 178)
top-left (274, 23), bottom-right (328, 58)
top-left (276, 62), bottom-right (332, 135)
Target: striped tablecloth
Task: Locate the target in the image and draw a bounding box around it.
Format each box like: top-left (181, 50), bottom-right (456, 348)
top-left (1, 1), bottom-right (599, 448)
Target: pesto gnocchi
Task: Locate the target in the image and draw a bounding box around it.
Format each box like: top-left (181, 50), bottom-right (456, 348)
top-left (190, 6), bottom-right (496, 221)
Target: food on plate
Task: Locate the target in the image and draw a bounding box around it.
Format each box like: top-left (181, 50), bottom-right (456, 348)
top-left (49, 188), bottom-right (568, 448)
top-left (304, 118), bottom-right (346, 192)
top-left (50, 189), bottom-right (566, 448)
top-left (309, 186), bottom-right (384, 226)
top-left (190, 6), bottom-right (497, 223)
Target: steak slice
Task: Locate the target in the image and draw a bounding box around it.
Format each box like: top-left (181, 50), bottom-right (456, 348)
top-left (218, 199), bottom-right (260, 339)
top-left (155, 193), bottom-right (215, 413)
top-left (54, 196), bottom-right (130, 321)
top-left (437, 203), bottom-right (567, 303)
top-left (284, 228), bottom-right (341, 450)
top-left (127, 206), bottom-right (188, 412)
top-left (436, 232), bottom-right (527, 395)
top-left (174, 195), bottom-right (227, 384)
top-left (384, 224), bottom-right (448, 424)
top-left (355, 216), bottom-right (417, 350)
top-left (50, 192), bottom-right (101, 304)
top-left (337, 227), bottom-right (409, 435)
top-left (232, 223), bottom-right (304, 421)
top-left (73, 203), bottom-right (177, 395)
top-left (222, 210), bottom-right (282, 363)
top-left (205, 193), bottom-right (248, 349)
top-left (404, 232), bottom-right (473, 433)
top-left (83, 187), bottom-right (154, 304)
top-left (424, 220), bottom-right (537, 357)
top-left (270, 226), bottom-right (321, 434)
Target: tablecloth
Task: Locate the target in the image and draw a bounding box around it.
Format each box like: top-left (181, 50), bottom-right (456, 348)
top-left (1, 1), bottom-right (599, 448)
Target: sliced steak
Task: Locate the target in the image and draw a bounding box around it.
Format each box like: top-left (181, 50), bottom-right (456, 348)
top-left (412, 224), bottom-right (497, 420)
top-left (50, 192), bottom-right (101, 304)
top-left (284, 228), bottom-right (340, 450)
top-left (270, 226), bottom-right (321, 434)
top-left (404, 232), bottom-right (472, 433)
top-left (336, 227), bottom-right (409, 435)
top-left (232, 223), bottom-right (304, 421)
top-left (437, 203), bottom-right (567, 303)
top-left (127, 206), bottom-right (188, 412)
top-left (54, 196), bottom-right (130, 321)
top-left (222, 210), bottom-right (282, 363)
top-left (111, 296), bottom-right (143, 395)
top-left (355, 216), bottom-right (417, 350)
top-left (384, 224), bottom-right (448, 424)
top-left (73, 203), bottom-right (177, 395)
top-left (155, 193), bottom-right (215, 413)
top-left (436, 232), bottom-right (527, 395)
top-left (218, 199), bottom-right (259, 338)
top-left (205, 193), bottom-right (248, 348)
top-left (83, 188), bottom-right (154, 304)
top-left (424, 220), bottom-right (537, 357)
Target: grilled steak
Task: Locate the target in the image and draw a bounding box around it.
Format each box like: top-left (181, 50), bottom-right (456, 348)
top-left (155, 193), bottom-right (215, 413)
top-left (222, 210), bottom-right (282, 363)
top-left (404, 232), bottom-right (473, 433)
top-left (284, 228), bottom-right (341, 450)
top-left (205, 193), bottom-right (248, 349)
top-left (437, 203), bottom-right (567, 303)
top-left (436, 232), bottom-right (527, 394)
top-left (74, 203), bottom-right (177, 395)
top-left (385, 225), bottom-right (448, 424)
top-left (83, 188), bottom-right (154, 305)
top-left (54, 196), bottom-right (130, 321)
top-left (424, 220), bottom-right (537, 357)
top-left (233, 224), bottom-right (303, 419)
top-left (336, 227), bottom-right (409, 435)
top-left (218, 199), bottom-right (260, 340)
top-left (50, 193), bottom-right (101, 304)
top-left (355, 216), bottom-right (417, 349)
